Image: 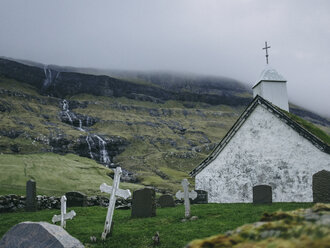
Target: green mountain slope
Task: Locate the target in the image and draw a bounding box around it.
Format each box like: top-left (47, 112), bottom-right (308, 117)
top-left (1, 58), bottom-right (329, 195)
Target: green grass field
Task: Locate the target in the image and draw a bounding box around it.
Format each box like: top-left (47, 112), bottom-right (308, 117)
top-left (0, 153), bottom-right (142, 196)
top-left (0, 203), bottom-right (313, 248)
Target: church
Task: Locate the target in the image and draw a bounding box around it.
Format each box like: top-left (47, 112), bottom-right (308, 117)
top-left (190, 52), bottom-right (330, 203)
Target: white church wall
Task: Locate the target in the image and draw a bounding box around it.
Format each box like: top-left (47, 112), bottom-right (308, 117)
top-left (253, 82), bottom-right (289, 111)
top-left (195, 105), bottom-right (330, 203)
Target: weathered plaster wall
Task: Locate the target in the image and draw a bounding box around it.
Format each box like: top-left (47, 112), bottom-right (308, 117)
top-left (253, 82), bottom-right (289, 111)
top-left (195, 105), bottom-right (330, 203)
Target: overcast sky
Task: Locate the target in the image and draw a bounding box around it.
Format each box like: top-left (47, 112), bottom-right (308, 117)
top-left (0, 0), bottom-right (329, 116)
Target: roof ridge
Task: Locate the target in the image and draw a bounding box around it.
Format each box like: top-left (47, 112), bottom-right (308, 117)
top-left (189, 95), bottom-right (330, 177)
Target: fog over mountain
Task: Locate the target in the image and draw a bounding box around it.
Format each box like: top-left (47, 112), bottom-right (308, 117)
top-left (0, 0), bottom-right (329, 116)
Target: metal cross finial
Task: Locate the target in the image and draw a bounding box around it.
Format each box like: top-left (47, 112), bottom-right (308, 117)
top-left (262, 41), bottom-right (271, 64)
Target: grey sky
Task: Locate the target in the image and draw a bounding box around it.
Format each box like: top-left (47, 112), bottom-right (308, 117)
top-left (0, 0), bottom-right (329, 116)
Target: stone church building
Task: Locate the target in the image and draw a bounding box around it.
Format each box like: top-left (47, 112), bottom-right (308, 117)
top-left (190, 66), bottom-right (330, 203)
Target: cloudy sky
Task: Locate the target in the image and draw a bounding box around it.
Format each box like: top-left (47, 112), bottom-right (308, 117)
top-left (0, 0), bottom-right (329, 116)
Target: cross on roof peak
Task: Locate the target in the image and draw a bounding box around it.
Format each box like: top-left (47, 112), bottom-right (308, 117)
top-left (262, 41), bottom-right (271, 64)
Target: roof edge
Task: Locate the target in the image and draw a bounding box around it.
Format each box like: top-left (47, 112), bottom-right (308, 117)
top-left (190, 95), bottom-right (330, 177)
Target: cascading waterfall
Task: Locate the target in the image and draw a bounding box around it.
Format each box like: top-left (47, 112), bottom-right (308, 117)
top-left (62, 99), bottom-right (73, 125)
top-left (59, 99), bottom-right (111, 167)
top-left (43, 65), bottom-right (53, 87)
top-left (86, 136), bottom-right (94, 159)
top-left (95, 135), bottom-right (111, 166)
top-left (77, 119), bottom-right (85, 132)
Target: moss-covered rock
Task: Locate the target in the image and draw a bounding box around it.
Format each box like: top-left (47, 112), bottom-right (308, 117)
top-left (186, 204), bottom-right (330, 248)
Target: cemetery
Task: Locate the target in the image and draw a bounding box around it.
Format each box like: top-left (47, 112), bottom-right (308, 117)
top-left (0, 172), bottom-right (329, 247)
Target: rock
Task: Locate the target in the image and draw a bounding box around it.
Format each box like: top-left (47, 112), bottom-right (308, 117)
top-left (190, 216), bottom-right (199, 221)
top-left (0, 221), bottom-right (84, 248)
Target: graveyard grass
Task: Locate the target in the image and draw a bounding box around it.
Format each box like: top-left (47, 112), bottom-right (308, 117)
top-left (0, 202), bottom-right (313, 248)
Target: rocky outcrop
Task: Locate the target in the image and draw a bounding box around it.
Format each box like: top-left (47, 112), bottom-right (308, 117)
top-left (0, 58), bottom-right (252, 107)
top-left (73, 135), bottom-right (129, 166)
top-left (186, 203), bottom-right (330, 248)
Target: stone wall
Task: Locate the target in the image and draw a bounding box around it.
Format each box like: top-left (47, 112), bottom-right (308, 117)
top-left (0, 194), bottom-right (132, 213)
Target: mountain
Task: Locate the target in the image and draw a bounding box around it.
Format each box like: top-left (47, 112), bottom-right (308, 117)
top-left (0, 57), bottom-right (329, 194)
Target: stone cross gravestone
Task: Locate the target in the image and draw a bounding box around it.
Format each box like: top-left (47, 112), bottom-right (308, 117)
top-left (52, 195), bottom-right (76, 228)
top-left (26, 179), bottom-right (37, 212)
top-left (65, 191), bottom-right (87, 207)
top-left (100, 167), bottom-right (131, 240)
top-left (191, 190), bottom-right (208, 204)
top-left (0, 221), bottom-right (84, 248)
top-left (175, 179), bottom-right (197, 218)
top-left (158, 194), bottom-right (175, 208)
top-left (313, 170), bottom-right (330, 203)
top-left (131, 188), bottom-right (157, 218)
top-left (253, 185), bottom-right (272, 204)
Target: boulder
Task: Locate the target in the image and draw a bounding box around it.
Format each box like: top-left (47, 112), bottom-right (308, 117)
top-left (0, 221), bottom-right (84, 248)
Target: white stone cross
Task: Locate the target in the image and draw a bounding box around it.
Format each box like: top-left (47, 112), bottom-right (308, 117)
top-left (175, 179), bottom-right (197, 218)
top-left (52, 195), bottom-right (76, 228)
top-left (100, 167), bottom-right (131, 240)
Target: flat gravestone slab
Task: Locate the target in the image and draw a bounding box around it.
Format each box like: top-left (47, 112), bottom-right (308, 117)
top-left (65, 192), bottom-right (87, 207)
top-left (131, 188), bottom-right (156, 218)
top-left (191, 190), bottom-right (208, 204)
top-left (26, 179), bottom-right (37, 212)
top-left (0, 221), bottom-right (84, 248)
top-left (253, 185), bottom-right (272, 204)
top-left (158, 194), bottom-right (175, 208)
top-left (313, 170), bottom-right (330, 203)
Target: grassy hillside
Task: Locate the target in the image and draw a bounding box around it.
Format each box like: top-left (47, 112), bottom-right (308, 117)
top-left (0, 76), bottom-right (242, 193)
top-left (0, 203), bottom-right (313, 248)
top-left (0, 153), bottom-right (141, 196)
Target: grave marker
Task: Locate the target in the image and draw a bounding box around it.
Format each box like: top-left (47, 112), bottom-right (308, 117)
top-left (131, 188), bottom-right (156, 217)
top-left (191, 190), bottom-right (208, 204)
top-left (52, 195), bottom-right (76, 228)
top-left (313, 170), bottom-right (330, 203)
top-left (158, 194), bottom-right (175, 208)
top-left (175, 179), bottom-right (197, 218)
top-left (65, 191), bottom-right (87, 207)
top-left (100, 167), bottom-right (131, 240)
top-left (253, 185), bottom-right (272, 204)
top-left (26, 179), bottom-right (37, 212)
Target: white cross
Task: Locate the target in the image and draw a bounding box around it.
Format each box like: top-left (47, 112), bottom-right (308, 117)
top-left (175, 179), bottom-right (197, 218)
top-left (52, 195), bottom-right (76, 228)
top-left (100, 167), bottom-right (131, 240)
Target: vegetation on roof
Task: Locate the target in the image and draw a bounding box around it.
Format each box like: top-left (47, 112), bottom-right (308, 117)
top-left (284, 110), bottom-right (330, 146)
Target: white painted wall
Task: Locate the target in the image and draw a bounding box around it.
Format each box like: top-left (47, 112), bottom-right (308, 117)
top-left (195, 105), bottom-right (330, 203)
top-left (253, 82), bottom-right (289, 111)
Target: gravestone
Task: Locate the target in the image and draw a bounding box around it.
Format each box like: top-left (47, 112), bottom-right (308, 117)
top-left (191, 190), bottom-right (208, 204)
top-left (175, 179), bottom-right (197, 218)
top-left (0, 221), bottom-right (84, 248)
top-left (52, 196), bottom-right (76, 228)
top-left (100, 167), bottom-right (131, 240)
top-left (131, 188), bottom-right (156, 218)
top-left (65, 191), bottom-right (87, 207)
top-left (313, 170), bottom-right (330, 203)
top-left (26, 179), bottom-right (37, 212)
top-left (158, 194), bottom-right (175, 208)
top-left (253, 185), bottom-right (272, 204)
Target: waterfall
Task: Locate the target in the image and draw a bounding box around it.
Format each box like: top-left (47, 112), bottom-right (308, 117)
top-left (86, 136), bottom-right (94, 159)
top-left (43, 65), bottom-right (52, 87)
top-left (95, 135), bottom-right (111, 166)
top-left (62, 100), bottom-right (73, 125)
